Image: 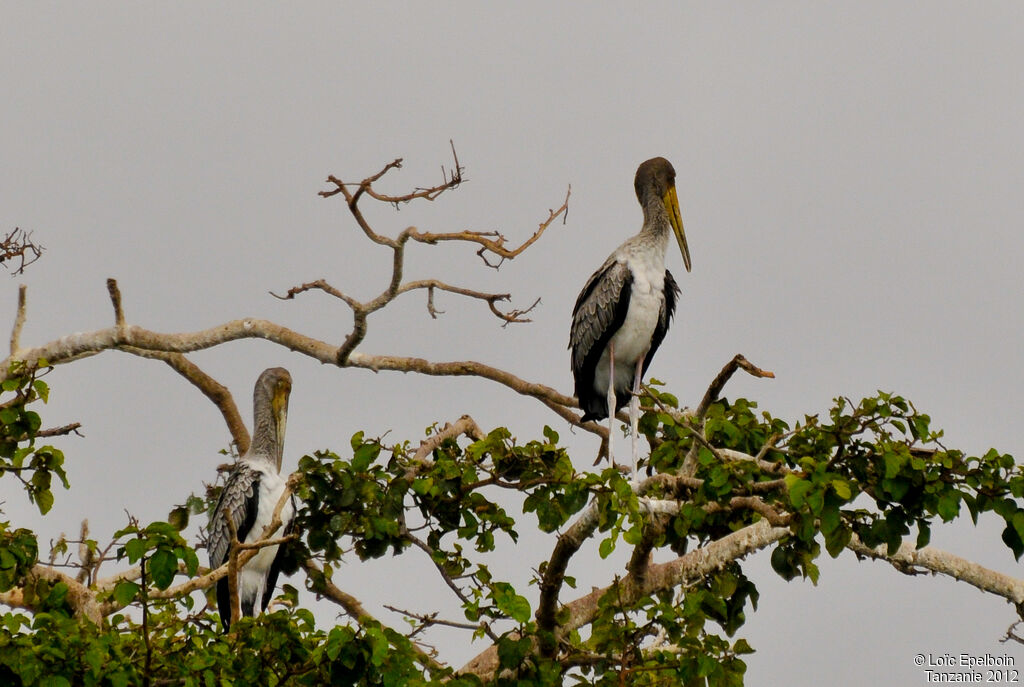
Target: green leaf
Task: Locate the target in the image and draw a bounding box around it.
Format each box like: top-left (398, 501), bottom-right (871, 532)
top-left (352, 442), bottom-right (380, 472)
top-left (34, 489), bottom-right (54, 515)
top-left (1003, 523), bottom-right (1024, 560)
top-left (112, 581), bottom-right (139, 606)
top-left (770, 546), bottom-right (797, 581)
top-left (124, 538), bottom-right (147, 563)
top-left (542, 425), bottom-right (559, 444)
top-left (149, 548), bottom-right (178, 589)
top-left (785, 476), bottom-right (811, 508)
top-left (168, 505), bottom-right (190, 531)
top-left (491, 582), bottom-right (531, 623)
top-left (32, 379), bottom-right (49, 403)
top-left (411, 477), bottom-right (433, 496)
top-left (831, 479), bottom-right (851, 500)
top-left (497, 635), bottom-right (532, 670)
top-left (936, 493), bottom-right (960, 521)
top-left (883, 451), bottom-right (904, 479)
top-left (916, 521), bottom-right (931, 549)
top-left (1011, 510), bottom-right (1024, 544)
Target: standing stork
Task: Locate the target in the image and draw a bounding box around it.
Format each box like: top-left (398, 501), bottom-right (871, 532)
top-left (207, 367), bottom-right (296, 630)
top-left (570, 157), bottom-right (691, 472)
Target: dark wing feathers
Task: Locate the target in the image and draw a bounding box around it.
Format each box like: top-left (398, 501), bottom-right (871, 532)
top-left (209, 465), bottom-right (261, 631)
top-left (570, 259), bottom-right (633, 421)
top-left (208, 465), bottom-right (262, 568)
top-left (217, 574), bottom-right (232, 630)
top-left (641, 269), bottom-right (680, 379)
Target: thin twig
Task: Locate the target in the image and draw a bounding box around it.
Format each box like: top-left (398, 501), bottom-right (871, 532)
top-left (35, 422), bottom-right (83, 438)
top-left (408, 185), bottom-right (571, 269)
top-left (385, 604), bottom-right (482, 633)
top-left (0, 228), bottom-right (44, 275)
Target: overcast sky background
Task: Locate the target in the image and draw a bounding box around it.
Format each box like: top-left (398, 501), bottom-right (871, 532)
top-left (2, 3), bottom-right (1023, 684)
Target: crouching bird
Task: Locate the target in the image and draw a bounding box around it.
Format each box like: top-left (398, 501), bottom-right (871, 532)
top-left (569, 157), bottom-right (691, 473)
top-left (207, 367), bottom-right (296, 630)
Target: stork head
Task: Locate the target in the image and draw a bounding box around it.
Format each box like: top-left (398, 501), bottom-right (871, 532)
top-left (252, 367), bottom-right (292, 470)
top-left (635, 157), bottom-right (690, 272)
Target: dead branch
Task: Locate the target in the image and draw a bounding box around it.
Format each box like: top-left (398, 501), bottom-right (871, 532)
top-left (272, 277), bottom-right (533, 325)
top-left (385, 604), bottom-right (480, 634)
top-left (106, 278), bottom-right (125, 328)
top-left (0, 298), bottom-right (612, 444)
top-left (1002, 620), bottom-right (1024, 646)
top-left (35, 422), bottom-right (83, 439)
top-left (76, 520), bottom-right (94, 585)
top-left (0, 228), bottom-right (44, 276)
top-left (304, 151), bottom-right (568, 364)
top-left (695, 354), bottom-right (776, 420)
top-left (270, 279), bottom-right (361, 310)
top-left (319, 141), bottom-right (463, 209)
top-left (403, 528), bottom-right (499, 643)
top-left (847, 535), bottom-right (1024, 604)
top-left (406, 185), bottom-right (571, 269)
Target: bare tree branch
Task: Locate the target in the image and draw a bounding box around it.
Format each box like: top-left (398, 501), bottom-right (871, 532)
top-left (303, 150), bottom-right (568, 365)
top-left (406, 185), bottom-right (571, 269)
top-left (0, 228), bottom-right (44, 276)
top-left (35, 422), bottom-right (83, 439)
top-left (0, 304), bottom-right (611, 442)
top-left (695, 354), bottom-right (776, 420)
top-left (319, 142), bottom-right (463, 209)
top-left (847, 535), bottom-right (1024, 604)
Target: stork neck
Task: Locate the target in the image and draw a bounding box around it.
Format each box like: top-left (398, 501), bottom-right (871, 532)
top-left (640, 195), bottom-right (671, 238)
top-left (249, 414), bottom-right (282, 470)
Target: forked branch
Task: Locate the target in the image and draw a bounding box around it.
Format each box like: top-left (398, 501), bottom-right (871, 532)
top-left (293, 149), bottom-right (568, 364)
top-left (0, 228), bottom-right (44, 276)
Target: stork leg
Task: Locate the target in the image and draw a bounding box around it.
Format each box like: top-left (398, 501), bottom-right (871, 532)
top-left (630, 356), bottom-right (643, 480)
top-left (606, 342), bottom-right (616, 466)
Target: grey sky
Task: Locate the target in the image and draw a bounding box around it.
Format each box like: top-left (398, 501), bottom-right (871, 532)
top-left (2, 3), bottom-right (1022, 683)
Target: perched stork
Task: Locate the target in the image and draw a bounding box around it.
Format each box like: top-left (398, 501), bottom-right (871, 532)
top-left (570, 157), bottom-right (690, 472)
top-left (207, 367), bottom-right (296, 630)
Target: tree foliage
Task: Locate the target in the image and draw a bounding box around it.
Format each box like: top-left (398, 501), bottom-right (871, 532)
top-left (0, 363), bottom-right (1019, 685)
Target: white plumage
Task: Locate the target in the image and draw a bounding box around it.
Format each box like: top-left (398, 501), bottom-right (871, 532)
top-left (235, 461), bottom-right (295, 612)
